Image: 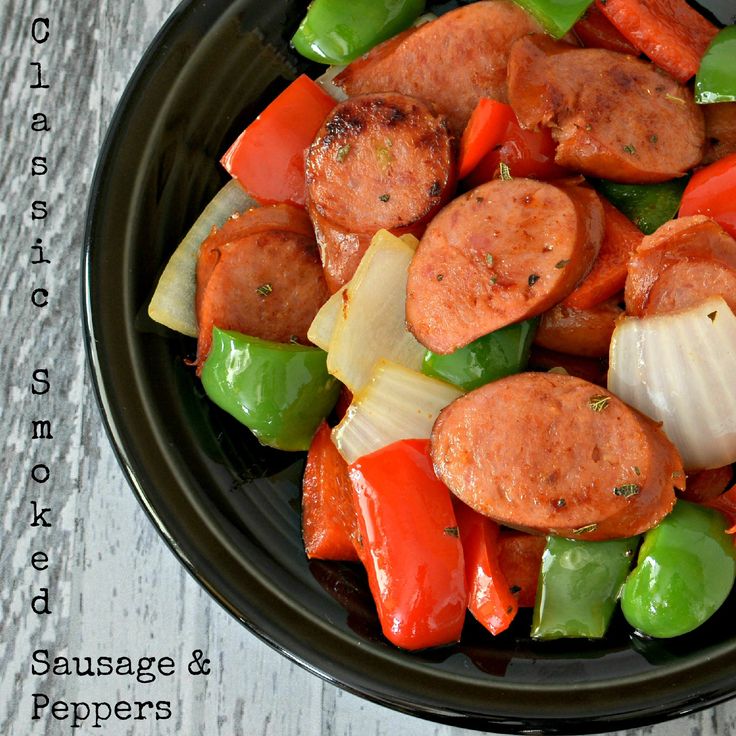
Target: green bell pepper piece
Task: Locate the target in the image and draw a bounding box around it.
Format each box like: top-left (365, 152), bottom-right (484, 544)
top-left (591, 178), bottom-right (688, 235)
top-left (621, 501), bottom-right (736, 639)
top-left (291, 0), bottom-right (426, 65)
top-left (421, 319), bottom-right (537, 391)
top-left (531, 535), bottom-right (639, 640)
top-left (696, 26), bottom-right (736, 104)
top-left (511, 0), bottom-right (594, 39)
top-left (201, 327), bottom-right (340, 452)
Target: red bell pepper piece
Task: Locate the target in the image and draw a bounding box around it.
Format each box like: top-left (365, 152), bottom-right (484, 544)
top-left (681, 466), bottom-right (734, 504)
top-left (348, 439), bottom-right (467, 650)
top-left (498, 532), bottom-right (546, 608)
top-left (220, 74), bottom-right (336, 207)
top-left (462, 102), bottom-right (567, 185)
top-left (595, 0), bottom-right (718, 83)
top-left (704, 485), bottom-right (736, 537)
top-left (302, 422), bottom-right (360, 562)
top-left (679, 152), bottom-right (736, 240)
top-left (452, 498), bottom-right (518, 636)
top-left (563, 196), bottom-right (643, 310)
top-left (458, 99), bottom-right (516, 180)
top-left (573, 4), bottom-right (638, 56)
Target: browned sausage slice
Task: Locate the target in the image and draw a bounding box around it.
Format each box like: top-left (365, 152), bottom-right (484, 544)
top-left (703, 102), bottom-right (736, 165)
top-left (334, 1), bottom-right (543, 135)
top-left (507, 35), bottom-right (705, 183)
top-left (405, 179), bottom-right (604, 354)
top-left (534, 296), bottom-right (623, 358)
top-left (625, 215), bottom-right (736, 316)
top-left (196, 204), bottom-right (315, 320)
top-left (306, 93), bottom-right (454, 233)
top-left (195, 208), bottom-right (330, 371)
top-left (431, 372), bottom-right (681, 540)
top-left (308, 208), bottom-right (373, 294)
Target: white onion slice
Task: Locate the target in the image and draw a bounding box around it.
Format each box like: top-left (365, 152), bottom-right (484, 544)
top-left (307, 285), bottom-right (346, 351)
top-left (608, 297), bottom-right (736, 470)
top-left (314, 65), bottom-right (348, 101)
top-left (332, 360), bottom-right (463, 464)
top-left (148, 179), bottom-right (257, 336)
top-left (307, 234), bottom-right (417, 352)
top-left (326, 229), bottom-right (424, 393)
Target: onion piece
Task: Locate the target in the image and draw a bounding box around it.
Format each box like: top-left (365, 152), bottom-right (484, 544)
top-left (148, 179), bottom-right (257, 336)
top-left (332, 359), bottom-right (463, 465)
top-left (314, 65), bottom-right (348, 101)
top-left (608, 297), bottom-right (736, 470)
top-left (326, 229), bottom-right (423, 393)
top-left (307, 284), bottom-right (346, 351)
top-left (307, 234), bottom-right (418, 352)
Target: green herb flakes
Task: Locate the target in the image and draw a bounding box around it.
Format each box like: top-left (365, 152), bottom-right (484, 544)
top-left (255, 283), bottom-right (273, 297)
top-left (499, 162), bottom-right (512, 181)
top-left (588, 395), bottom-right (611, 412)
top-left (378, 193), bottom-right (391, 202)
top-left (555, 259), bottom-right (570, 269)
top-left (336, 144), bottom-right (351, 162)
top-left (614, 483), bottom-right (641, 498)
top-left (573, 523), bottom-right (598, 535)
top-left (444, 526), bottom-right (459, 537)
top-left (528, 274), bottom-right (540, 286)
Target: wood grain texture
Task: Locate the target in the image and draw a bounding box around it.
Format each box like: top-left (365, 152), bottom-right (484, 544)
top-left (1, 0), bottom-right (736, 734)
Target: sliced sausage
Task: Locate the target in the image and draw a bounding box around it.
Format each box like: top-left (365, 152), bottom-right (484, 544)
top-left (625, 215), bottom-right (736, 316)
top-left (196, 204), bottom-right (315, 319)
top-left (306, 93), bottom-right (454, 233)
top-left (195, 206), bottom-right (329, 371)
top-left (334, 1), bottom-right (543, 135)
top-left (406, 178), bottom-right (604, 354)
top-left (308, 209), bottom-right (373, 294)
top-left (563, 196), bottom-right (643, 310)
top-left (680, 466), bottom-right (734, 504)
top-left (528, 346), bottom-right (608, 387)
top-left (534, 296), bottom-right (623, 358)
top-left (507, 35), bottom-right (705, 183)
top-left (498, 532), bottom-right (546, 608)
top-left (306, 92), bottom-right (455, 290)
top-left (431, 372), bottom-right (681, 540)
top-left (703, 102), bottom-right (736, 166)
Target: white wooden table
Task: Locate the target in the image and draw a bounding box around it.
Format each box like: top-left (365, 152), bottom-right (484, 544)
top-left (2, 1), bottom-right (735, 734)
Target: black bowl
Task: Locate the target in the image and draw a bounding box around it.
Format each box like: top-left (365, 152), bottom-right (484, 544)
top-left (82, 0), bottom-right (736, 732)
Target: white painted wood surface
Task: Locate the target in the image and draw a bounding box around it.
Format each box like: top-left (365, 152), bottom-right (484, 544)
top-left (2, 1), bottom-right (735, 734)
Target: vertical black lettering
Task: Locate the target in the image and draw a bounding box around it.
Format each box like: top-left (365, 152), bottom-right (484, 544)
top-left (31, 420), bottom-right (53, 439)
top-left (31, 369), bottom-right (50, 395)
top-left (31, 18), bottom-right (50, 44)
top-left (31, 113), bottom-right (51, 132)
top-left (31, 551), bottom-right (49, 571)
top-left (30, 502), bottom-right (52, 528)
top-left (31, 157), bottom-right (48, 176)
top-left (31, 464), bottom-right (50, 483)
top-left (31, 201), bottom-right (48, 219)
top-left (31, 289), bottom-right (48, 308)
top-left (31, 588), bottom-right (52, 615)
top-left (29, 61), bottom-right (49, 89)
top-left (31, 239), bottom-right (50, 265)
